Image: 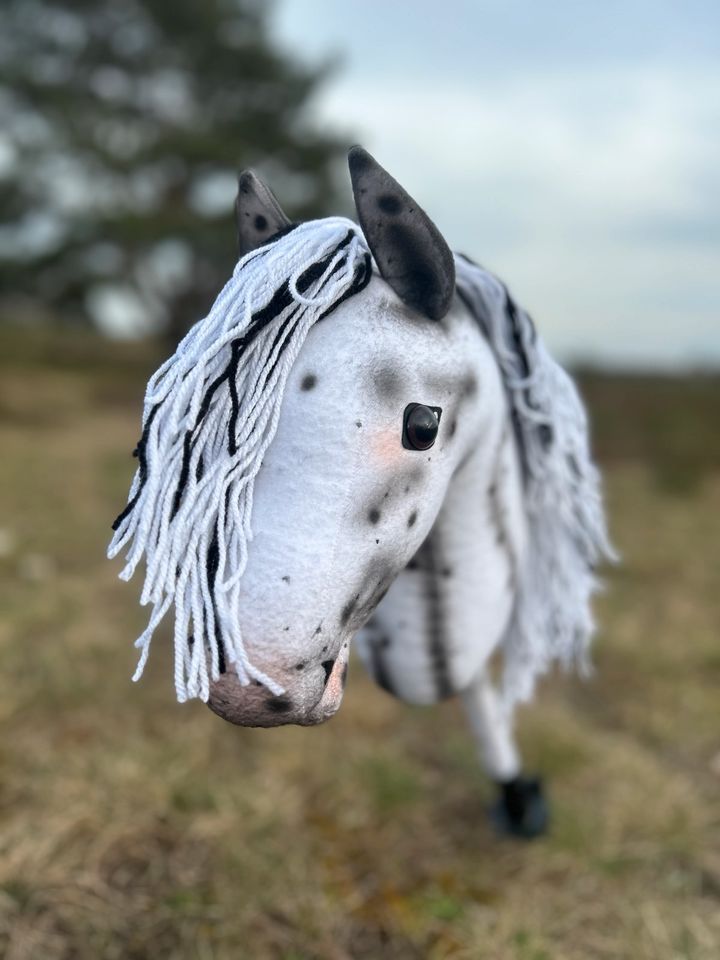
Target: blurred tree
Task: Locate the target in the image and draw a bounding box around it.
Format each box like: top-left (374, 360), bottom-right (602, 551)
top-left (0, 0), bottom-right (349, 340)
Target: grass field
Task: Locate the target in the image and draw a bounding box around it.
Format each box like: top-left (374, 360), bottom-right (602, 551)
top-left (1, 327), bottom-right (718, 959)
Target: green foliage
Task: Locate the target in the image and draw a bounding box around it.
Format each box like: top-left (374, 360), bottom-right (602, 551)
top-left (0, 0), bottom-right (349, 335)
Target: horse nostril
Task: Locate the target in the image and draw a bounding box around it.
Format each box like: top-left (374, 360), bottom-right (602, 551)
top-left (321, 659), bottom-right (335, 686)
top-left (266, 696), bottom-right (292, 714)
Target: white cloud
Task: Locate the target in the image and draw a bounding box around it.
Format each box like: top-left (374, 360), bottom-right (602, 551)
top-left (310, 64), bottom-right (720, 367)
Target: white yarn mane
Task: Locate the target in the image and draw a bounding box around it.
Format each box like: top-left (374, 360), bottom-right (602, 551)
top-left (108, 218), bottom-right (371, 702)
top-left (455, 255), bottom-right (616, 707)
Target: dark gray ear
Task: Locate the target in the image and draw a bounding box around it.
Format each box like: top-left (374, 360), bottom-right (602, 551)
top-left (348, 146), bottom-right (455, 320)
top-left (235, 170), bottom-right (291, 255)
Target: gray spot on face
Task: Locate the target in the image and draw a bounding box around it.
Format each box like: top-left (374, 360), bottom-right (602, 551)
top-left (300, 373), bottom-right (317, 391)
top-left (462, 372), bottom-right (478, 398)
top-left (375, 367), bottom-right (403, 402)
top-left (407, 510), bottom-right (417, 528)
top-left (368, 507), bottom-right (381, 524)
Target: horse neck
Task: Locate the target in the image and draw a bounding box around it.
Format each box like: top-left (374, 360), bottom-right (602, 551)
top-left (406, 306), bottom-right (528, 680)
top-left (453, 286), bottom-right (514, 474)
top-left (437, 292), bottom-right (527, 563)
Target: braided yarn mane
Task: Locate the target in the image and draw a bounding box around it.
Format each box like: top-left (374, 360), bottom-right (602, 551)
top-left (455, 255), bottom-right (616, 707)
top-left (108, 218), bottom-right (371, 702)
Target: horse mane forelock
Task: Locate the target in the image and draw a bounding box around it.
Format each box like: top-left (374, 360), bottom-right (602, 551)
top-left (108, 218), bottom-right (371, 703)
top-left (455, 254), bottom-right (616, 707)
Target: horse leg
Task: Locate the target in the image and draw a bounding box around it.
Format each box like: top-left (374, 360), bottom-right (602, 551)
top-left (461, 672), bottom-right (549, 839)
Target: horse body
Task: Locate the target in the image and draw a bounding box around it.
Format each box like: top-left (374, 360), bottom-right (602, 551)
top-left (110, 147), bottom-right (612, 835)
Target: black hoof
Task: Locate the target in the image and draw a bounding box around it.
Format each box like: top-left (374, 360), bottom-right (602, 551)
top-left (491, 775), bottom-right (549, 839)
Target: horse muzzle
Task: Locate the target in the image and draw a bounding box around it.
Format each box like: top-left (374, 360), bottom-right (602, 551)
top-left (206, 647), bottom-right (349, 728)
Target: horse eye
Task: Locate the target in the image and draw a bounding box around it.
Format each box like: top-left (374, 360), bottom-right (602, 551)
top-left (403, 403), bottom-right (442, 451)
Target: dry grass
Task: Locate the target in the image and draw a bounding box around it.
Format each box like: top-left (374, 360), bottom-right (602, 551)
top-left (0, 327), bottom-right (718, 959)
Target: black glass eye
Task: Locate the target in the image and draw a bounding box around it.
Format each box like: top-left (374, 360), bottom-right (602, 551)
top-left (403, 403), bottom-right (442, 451)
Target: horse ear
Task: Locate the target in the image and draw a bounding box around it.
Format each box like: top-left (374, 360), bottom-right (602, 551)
top-left (348, 146), bottom-right (455, 321)
top-left (235, 170), bottom-right (291, 256)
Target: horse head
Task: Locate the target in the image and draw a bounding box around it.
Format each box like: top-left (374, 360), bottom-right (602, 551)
top-left (207, 148), bottom-right (500, 726)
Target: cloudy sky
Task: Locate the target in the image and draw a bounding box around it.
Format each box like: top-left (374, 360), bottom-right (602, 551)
top-left (274, 1), bottom-right (719, 368)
